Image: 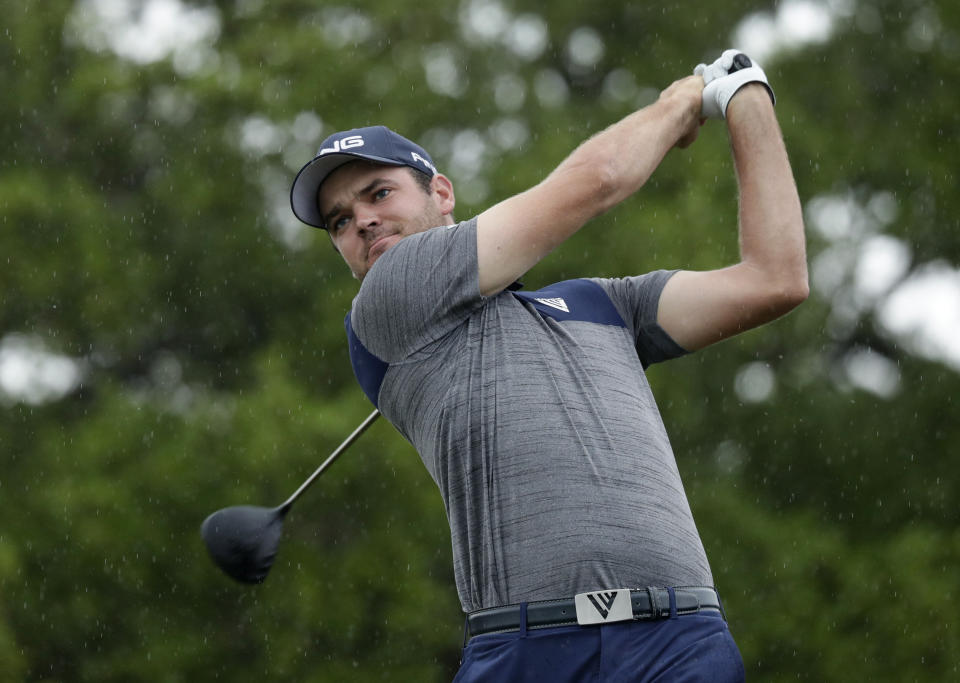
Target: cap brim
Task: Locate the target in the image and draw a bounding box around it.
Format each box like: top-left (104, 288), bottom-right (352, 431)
top-left (290, 152), bottom-right (407, 228)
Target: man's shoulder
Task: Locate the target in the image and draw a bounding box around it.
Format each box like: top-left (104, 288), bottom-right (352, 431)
top-left (358, 217), bottom-right (477, 288)
top-left (348, 216), bottom-right (484, 362)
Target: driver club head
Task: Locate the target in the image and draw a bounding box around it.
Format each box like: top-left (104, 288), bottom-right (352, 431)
top-left (200, 410), bottom-right (381, 583)
top-left (201, 505), bottom-right (288, 584)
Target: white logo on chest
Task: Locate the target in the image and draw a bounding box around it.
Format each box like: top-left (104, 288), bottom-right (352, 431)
top-left (535, 297), bottom-right (569, 313)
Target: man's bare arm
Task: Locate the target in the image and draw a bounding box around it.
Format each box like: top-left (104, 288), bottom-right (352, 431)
top-left (657, 84), bottom-right (809, 351)
top-left (475, 76), bottom-right (704, 297)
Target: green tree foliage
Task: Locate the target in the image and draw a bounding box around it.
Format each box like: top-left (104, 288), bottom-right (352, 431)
top-left (1, 0), bottom-right (958, 680)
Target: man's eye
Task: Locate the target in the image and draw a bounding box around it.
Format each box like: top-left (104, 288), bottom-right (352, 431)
top-left (374, 188), bottom-right (390, 200)
top-left (333, 216), bottom-right (350, 231)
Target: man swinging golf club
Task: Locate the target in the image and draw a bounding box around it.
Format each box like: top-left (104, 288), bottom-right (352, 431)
top-left (289, 50), bottom-right (807, 682)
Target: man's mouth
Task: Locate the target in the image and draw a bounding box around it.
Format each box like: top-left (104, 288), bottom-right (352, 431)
top-left (367, 235), bottom-right (396, 263)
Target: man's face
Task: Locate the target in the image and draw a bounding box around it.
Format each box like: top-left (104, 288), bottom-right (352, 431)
top-left (318, 162), bottom-right (452, 281)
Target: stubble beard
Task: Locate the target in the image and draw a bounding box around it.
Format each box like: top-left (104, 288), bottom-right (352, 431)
top-left (353, 198), bottom-right (448, 282)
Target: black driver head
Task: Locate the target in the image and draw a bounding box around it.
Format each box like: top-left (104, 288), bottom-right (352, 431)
top-left (200, 505), bottom-right (287, 584)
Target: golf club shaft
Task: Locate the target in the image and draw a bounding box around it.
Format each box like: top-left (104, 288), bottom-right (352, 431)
top-left (279, 409), bottom-right (381, 511)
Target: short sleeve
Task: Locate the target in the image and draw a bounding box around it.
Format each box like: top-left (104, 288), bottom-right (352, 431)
top-left (350, 217), bottom-right (483, 362)
top-left (591, 270), bottom-right (690, 367)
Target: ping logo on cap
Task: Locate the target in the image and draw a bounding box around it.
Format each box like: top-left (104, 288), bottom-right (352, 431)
top-left (319, 135), bottom-right (365, 155)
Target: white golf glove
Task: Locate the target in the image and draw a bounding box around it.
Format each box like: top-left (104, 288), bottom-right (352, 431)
top-left (694, 50), bottom-right (775, 119)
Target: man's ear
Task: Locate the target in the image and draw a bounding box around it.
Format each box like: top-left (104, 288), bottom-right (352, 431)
top-left (430, 173), bottom-right (456, 218)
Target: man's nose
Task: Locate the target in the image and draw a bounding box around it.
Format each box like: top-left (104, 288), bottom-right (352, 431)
top-left (354, 204), bottom-right (381, 232)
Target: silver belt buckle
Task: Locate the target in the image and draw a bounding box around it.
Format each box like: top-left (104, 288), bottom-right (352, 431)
top-left (574, 588), bottom-right (633, 625)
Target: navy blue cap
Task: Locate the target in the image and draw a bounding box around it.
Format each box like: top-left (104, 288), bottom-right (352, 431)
top-left (290, 125), bottom-right (438, 229)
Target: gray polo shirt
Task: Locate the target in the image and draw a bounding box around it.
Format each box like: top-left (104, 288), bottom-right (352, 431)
top-left (347, 218), bottom-right (713, 613)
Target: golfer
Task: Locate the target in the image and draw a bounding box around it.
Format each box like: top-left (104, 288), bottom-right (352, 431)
top-left (290, 51), bottom-right (807, 682)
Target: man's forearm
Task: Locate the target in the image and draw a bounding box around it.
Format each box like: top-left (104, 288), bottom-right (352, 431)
top-left (727, 85), bottom-right (808, 298)
top-left (475, 76), bottom-right (702, 296)
top-left (546, 78), bottom-right (702, 221)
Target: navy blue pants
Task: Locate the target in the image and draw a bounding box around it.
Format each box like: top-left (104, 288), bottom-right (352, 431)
top-left (454, 608), bottom-right (744, 682)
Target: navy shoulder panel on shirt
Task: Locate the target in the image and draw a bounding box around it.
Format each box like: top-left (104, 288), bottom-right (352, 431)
top-left (345, 312), bottom-right (389, 408)
top-left (511, 279), bottom-right (627, 327)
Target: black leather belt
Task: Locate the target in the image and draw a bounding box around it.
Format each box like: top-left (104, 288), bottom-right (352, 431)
top-left (466, 587), bottom-right (722, 641)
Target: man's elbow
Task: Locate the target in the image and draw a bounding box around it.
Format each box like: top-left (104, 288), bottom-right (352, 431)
top-left (770, 271), bottom-right (809, 315)
top-left (782, 281), bottom-right (809, 313)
